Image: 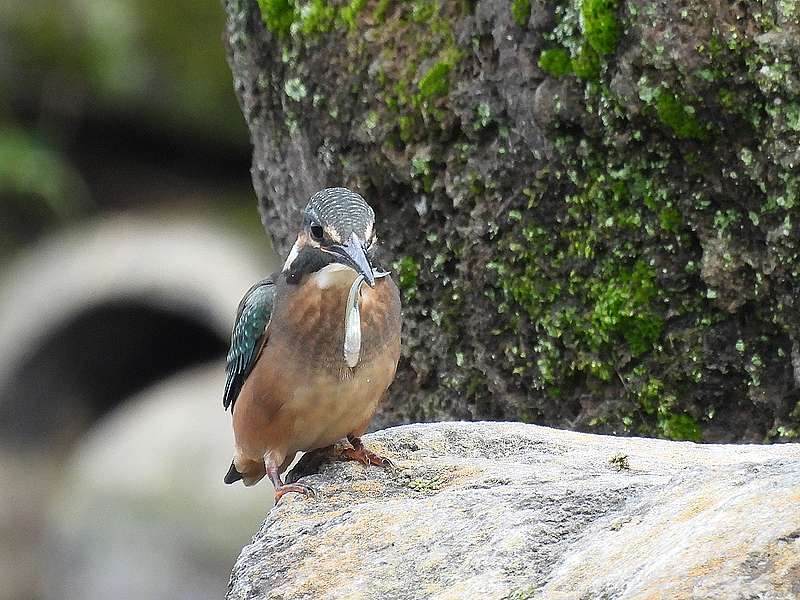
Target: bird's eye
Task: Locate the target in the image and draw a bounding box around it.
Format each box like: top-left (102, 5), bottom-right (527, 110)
top-left (310, 224), bottom-right (324, 241)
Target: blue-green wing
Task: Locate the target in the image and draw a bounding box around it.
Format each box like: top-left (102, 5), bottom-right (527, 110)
top-left (222, 277), bottom-right (275, 411)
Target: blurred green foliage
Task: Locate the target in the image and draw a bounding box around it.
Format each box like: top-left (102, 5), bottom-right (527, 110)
top-left (0, 127), bottom-right (91, 258)
top-left (1, 0), bottom-right (245, 143)
top-left (0, 127), bottom-right (89, 216)
top-left (0, 0), bottom-right (251, 261)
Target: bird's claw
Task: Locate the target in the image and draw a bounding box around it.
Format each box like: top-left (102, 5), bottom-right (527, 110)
top-left (273, 482), bottom-right (316, 504)
top-left (338, 445), bottom-right (395, 470)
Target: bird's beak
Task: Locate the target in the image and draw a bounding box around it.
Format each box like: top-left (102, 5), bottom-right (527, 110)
top-left (332, 232), bottom-right (375, 287)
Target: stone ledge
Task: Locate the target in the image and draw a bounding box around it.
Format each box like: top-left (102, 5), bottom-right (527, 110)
top-left (227, 421), bottom-right (800, 600)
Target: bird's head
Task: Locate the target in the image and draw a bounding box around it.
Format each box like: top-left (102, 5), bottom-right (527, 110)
top-left (283, 187), bottom-right (379, 286)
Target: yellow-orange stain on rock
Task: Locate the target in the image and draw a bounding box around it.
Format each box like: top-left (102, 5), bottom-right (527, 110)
top-left (768, 538), bottom-right (800, 593)
top-left (686, 556), bottom-right (727, 580)
top-left (674, 493), bottom-right (717, 523)
top-left (348, 480), bottom-right (385, 495)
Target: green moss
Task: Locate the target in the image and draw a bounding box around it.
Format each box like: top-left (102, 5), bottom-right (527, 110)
top-left (417, 60), bottom-right (452, 100)
top-left (590, 261), bottom-right (664, 358)
top-left (485, 131), bottom-right (702, 424)
top-left (410, 0), bottom-right (437, 22)
top-left (258, 0), bottom-right (365, 38)
top-left (398, 115), bottom-right (414, 142)
top-left (475, 102), bottom-right (492, 128)
top-left (394, 256), bottom-right (421, 301)
top-left (373, 0), bottom-right (391, 23)
top-left (571, 42), bottom-right (600, 80)
top-left (660, 413), bottom-right (702, 442)
top-left (492, 201), bottom-right (665, 383)
top-left (340, 0), bottom-right (367, 29)
top-left (284, 77), bottom-right (307, 101)
top-left (770, 425), bottom-right (799, 440)
top-left (581, 0), bottom-right (621, 56)
top-left (256, 0), bottom-right (297, 38)
top-left (654, 90), bottom-right (709, 141)
top-left (637, 377), bottom-right (663, 415)
top-left (511, 0), bottom-right (531, 27)
top-left (658, 206), bottom-right (682, 232)
top-left (364, 3), bottom-right (463, 132)
top-left (538, 48), bottom-right (572, 78)
top-left (298, 0), bottom-right (335, 35)
top-left (410, 154), bottom-right (431, 178)
top-left (634, 378), bottom-right (701, 441)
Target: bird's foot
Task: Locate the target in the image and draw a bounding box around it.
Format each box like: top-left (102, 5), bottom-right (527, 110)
top-left (338, 446), bottom-right (394, 467)
top-left (268, 465), bottom-right (315, 504)
top-left (273, 483), bottom-right (316, 504)
top-left (339, 436), bottom-right (394, 468)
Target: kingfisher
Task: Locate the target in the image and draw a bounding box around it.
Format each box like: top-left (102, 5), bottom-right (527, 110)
top-left (221, 188), bottom-right (402, 503)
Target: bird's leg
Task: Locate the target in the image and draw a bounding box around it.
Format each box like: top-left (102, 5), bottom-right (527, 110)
top-left (338, 435), bottom-right (394, 468)
top-left (284, 447), bottom-right (334, 483)
top-left (267, 464), bottom-right (315, 503)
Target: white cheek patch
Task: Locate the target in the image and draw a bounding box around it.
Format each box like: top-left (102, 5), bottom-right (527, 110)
top-left (343, 274), bottom-right (366, 368)
top-left (324, 225), bottom-right (342, 244)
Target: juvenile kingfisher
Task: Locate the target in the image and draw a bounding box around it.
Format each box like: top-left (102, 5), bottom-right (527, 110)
top-left (221, 188), bottom-right (402, 502)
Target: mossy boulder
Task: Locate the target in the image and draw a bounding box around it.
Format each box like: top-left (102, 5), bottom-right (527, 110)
top-left (223, 0), bottom-right (800, 442)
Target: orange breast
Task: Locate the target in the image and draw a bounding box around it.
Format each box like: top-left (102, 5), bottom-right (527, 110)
top-left (231, 271), bottom-right (401, 464)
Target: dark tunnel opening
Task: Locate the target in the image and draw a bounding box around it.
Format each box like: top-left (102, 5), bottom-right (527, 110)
top-left (1, 300), bottom-right (227, 450)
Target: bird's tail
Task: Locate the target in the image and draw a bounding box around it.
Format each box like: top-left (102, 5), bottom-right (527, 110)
top-left (224, 461), bottom-right (243, 484)
top-left (224, 457), bottom-right (267, 486)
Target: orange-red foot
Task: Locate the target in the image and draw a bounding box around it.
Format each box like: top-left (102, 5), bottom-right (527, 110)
top-left (339, 435), bottom-right (394, 468)
top-left (273, 483), bottom-right (316, 504)
top-left (268, 465), bottom-right (315, 504)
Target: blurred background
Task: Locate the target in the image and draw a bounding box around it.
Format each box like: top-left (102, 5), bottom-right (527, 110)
top-left (0, 1), bottom-right (277, 598)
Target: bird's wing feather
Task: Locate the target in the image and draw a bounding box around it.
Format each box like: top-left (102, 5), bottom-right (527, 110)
top-left (222, 277), bottom-right (275, 411)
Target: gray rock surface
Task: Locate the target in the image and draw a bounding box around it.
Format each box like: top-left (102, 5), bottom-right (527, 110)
top-left (228, 422), bottom-right (800, 600)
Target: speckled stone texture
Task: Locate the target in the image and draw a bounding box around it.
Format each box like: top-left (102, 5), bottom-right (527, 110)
top-left (222, 0), bottom-right (800, 442)
top-left (226, 422), bottom-right (800, 600)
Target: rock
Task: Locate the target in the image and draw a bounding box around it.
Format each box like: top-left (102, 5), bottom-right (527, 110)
top-left (227, 422), bottom-right (800, 600)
